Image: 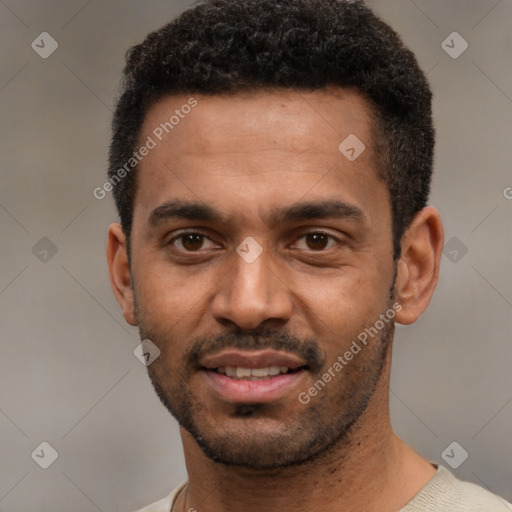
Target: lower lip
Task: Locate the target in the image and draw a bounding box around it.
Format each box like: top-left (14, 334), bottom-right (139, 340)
top-left (201, 369), bottom-right (307, 404)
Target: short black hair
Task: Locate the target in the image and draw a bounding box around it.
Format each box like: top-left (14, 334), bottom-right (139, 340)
top-left (109, 0), bottom-right (434, 259)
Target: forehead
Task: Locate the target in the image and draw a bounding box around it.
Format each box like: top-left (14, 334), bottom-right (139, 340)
top-left (133, 87), bottom-right (388, 228)
top-left (142, 87), bottom-right (375, 155)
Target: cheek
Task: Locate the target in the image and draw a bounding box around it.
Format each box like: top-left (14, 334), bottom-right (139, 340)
top-left (295, 271), bottom-right (391, 342)
top-left (133, 262), bottom-right (209, 331)
top-left (296, 269), bottom-right (382, 312)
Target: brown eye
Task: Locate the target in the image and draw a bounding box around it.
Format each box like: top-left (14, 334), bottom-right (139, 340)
top-left (305, 233), bottom-right (329, 250)
top-left (180, 234), bottom-right (205, 251)
top-left (293, 232), bottom-right (339, 251)
top-left (168, 231), bottom-right (221, 257)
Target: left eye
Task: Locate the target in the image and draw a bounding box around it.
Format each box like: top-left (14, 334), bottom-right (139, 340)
top-left (294, 232), bottom-right (339, 251)
top-left (171, 233), bottom-right (218, 251)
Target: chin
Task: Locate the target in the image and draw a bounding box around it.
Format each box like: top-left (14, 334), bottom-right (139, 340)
top-left (181, 406), bottom-right (358, 470)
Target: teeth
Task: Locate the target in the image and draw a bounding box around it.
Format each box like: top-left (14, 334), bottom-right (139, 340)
top-left (225, 366), bottom-right (236, 377)
top-left (216, 366), bottom-right (293, 380)
top-left (251, 367), bottom-right (269, 377)
top-left (236, 367), bottom-right (252, 378)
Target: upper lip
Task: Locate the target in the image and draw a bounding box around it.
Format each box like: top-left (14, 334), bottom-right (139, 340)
top-left (199, 349), bottom-right (308, 370)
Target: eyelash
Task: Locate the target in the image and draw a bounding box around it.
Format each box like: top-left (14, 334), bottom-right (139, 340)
top-left (167, 230), bottom-right (342, 252)
top-left (168, 230), bottom-right (218, 250)
top-left (293, 231), bottom-right (340, 250)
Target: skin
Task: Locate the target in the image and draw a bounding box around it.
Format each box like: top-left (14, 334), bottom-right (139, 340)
top-left (107, 87), bottom-right (444, 512)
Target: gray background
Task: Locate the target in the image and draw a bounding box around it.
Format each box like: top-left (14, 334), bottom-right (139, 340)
top-left (0, 0), bottom-right (511, 510)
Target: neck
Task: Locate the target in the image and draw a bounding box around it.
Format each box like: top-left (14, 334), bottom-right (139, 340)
top-left (176, 351), bottom-right (436, 512)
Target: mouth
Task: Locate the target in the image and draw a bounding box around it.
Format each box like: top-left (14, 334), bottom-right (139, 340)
top-left (199, 349), bottom-right (309, 403)
top-left (213, 365), bottom-right (302, 380)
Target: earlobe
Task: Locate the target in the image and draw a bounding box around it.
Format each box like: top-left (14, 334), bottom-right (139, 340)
top-left (106, 223), bottom-right (137, 326)
top-left (394, 207), bottom-right (444, 325)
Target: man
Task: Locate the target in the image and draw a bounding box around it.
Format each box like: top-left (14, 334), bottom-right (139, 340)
top-left (106, 0), bottom-right (511, 510)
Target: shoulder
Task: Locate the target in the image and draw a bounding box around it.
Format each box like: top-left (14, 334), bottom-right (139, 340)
top-left (401, 465), bottom-right (512, 512)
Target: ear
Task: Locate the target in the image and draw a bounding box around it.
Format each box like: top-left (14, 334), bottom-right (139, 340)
top-left (394, 206), bottom-right (444, 325)
top-left (106, 223), bottom-right (137, 326)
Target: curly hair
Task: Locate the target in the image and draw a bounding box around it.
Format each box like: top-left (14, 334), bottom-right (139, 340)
top-left (109, 0), bottom-right (434, 259)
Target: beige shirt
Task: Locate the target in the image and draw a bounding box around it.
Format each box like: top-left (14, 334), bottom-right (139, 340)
top-left (135, 465), bottom-right (512, 512)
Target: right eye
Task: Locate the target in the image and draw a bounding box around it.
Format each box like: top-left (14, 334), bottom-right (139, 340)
top-left (169, 232), bottom-right (219, 252)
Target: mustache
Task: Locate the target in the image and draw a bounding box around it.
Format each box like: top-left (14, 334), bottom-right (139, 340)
top-left (184, 326), bottom-right (325, 373)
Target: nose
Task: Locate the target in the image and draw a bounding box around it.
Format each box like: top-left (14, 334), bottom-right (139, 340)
top-left (211, 247), bottom-right (293, 330)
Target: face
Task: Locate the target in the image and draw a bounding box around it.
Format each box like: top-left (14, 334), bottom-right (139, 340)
top-left (125, 88), bottom-right (398, 469)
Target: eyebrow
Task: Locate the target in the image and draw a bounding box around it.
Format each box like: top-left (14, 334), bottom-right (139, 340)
top-left (273, 199), bottom-right (363, 225)
top-left (148, 198), bottom-right (363, 227)
top-left (149, 200), bottom-right (225, 226)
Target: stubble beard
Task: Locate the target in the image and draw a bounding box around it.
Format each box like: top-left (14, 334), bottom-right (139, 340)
top-left (138, 305), bottom-right (394, 471)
